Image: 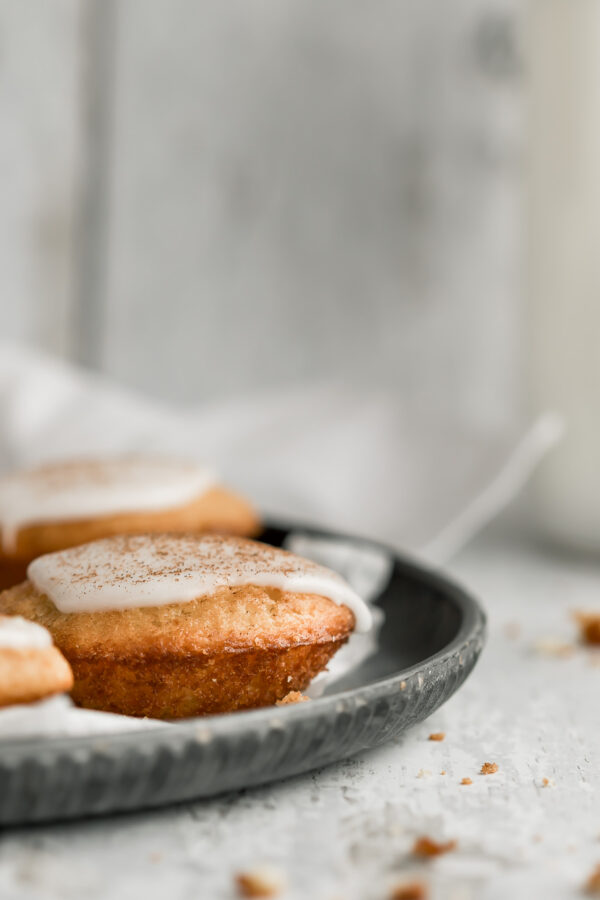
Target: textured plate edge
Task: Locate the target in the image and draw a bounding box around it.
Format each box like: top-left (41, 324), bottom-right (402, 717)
top-left (0, 523), bottom-right (487, 823)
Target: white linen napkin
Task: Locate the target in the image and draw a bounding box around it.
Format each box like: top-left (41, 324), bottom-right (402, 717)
top-left (0, 343), bottom-right (562, 558)
top-left (0, 696), bottom-right (167, 740)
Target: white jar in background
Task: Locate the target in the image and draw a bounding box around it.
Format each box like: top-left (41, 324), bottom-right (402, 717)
top-left (528, 0), bottom-right (600, 552)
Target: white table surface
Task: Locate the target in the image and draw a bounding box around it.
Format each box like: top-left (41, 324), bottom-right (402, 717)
top-left (1, 530), bottom-right (599, 900)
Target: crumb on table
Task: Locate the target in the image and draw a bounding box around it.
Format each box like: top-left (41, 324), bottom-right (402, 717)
top-left (480, 762), bottom-right (498, 775)
top-left (574, 612), bottom-right (600, 646)
top-left (275, 691), bottom-right (310, 706)
top-left (461, 777), bottom-right (472, 786)
top-left (428, 732), bottom-right (445, 742)
top-left (533, 638), bottom-right (575, 658)
top-left (389, 880), bottom-right (428, 899)
top-left (584, 863), bottom-right (600, 895)
top-left (235, 866), bottom-right (286, 898)
top-left (412, 836), bottom-right (457, 858)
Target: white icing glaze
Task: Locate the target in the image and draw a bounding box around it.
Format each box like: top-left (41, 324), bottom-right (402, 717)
top-left (28, 535), bottom-right (372, 632)
top-left (0, 458), bottom-right (215, 552)
top-left (0, 615), bottom-right (52, 649)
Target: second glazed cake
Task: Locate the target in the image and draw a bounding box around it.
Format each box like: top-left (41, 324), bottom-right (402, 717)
top-left (0, 534), bottom-right (371, 718)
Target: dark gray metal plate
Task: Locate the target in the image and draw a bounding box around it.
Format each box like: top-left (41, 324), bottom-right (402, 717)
top-left (0, 523), bottom-right (486, 825)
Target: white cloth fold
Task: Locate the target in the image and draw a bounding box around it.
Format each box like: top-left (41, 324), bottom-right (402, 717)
top-left (0, 343), bottom-right (562, 557)
top-left (0, 695), bottom-right (167, 740)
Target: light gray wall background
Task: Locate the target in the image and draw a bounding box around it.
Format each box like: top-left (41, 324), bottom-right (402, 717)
top-left (0, 0), bottom-right (523, 427)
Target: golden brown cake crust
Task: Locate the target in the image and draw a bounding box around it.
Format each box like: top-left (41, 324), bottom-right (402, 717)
top-left (0, 580), bottom-right (354, 718)
top-left (0, 645), bottom-right (73, 708)
top-left (66, 642), bottom-right (342, 718)
top-left (0, 486), bottom-right (259, 564)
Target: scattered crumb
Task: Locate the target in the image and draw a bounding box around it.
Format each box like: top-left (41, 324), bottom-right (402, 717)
top-left (389, 880), bottom-right (428, 900)
top-left (542, 777), bottom-right (555, 788)
top-left (235, 866), bottom-right (286, 898)
top-left (533, 637), bottom-right (575, 658)
top-left (461, 777), bottom-right (472, 786)
top-left (504, 622), bottom-right (521, 640)
top-left (480, 762), bottom-right (498, 775)
top-left (400, 681), bottom-right (407, 691)
top-left (532, 834), bottom-right (543, 843)
top-left (584, 863), bottom-right (600, 894)
top-left (149, 851), bottom-right (162, 863)
top-left (574, 612), bottom-right (600, 646)
top-left (428, 732), bottom-right (445, 742)
top-left (417, 769), bottom-right (432, 779)
top-left (275, 691), bottom-right (310, 706)
top-left (412, 836), bottom-right (457, 858)
top-left (440, 770), bottom-right (446, 776)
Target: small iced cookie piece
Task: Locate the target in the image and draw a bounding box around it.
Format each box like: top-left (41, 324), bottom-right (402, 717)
top-left (0, 615), bottom-right (73, 709)
top-left (0, 534), bottom-right (371, 718)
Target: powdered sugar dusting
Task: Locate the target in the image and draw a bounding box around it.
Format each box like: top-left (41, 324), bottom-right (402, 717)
top-left (27, 535), bottom-right (372, 631)
top-left (0, 458), bottom-right (215, 552)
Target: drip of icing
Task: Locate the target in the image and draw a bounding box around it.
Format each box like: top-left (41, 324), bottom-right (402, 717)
top-left (0, 615), bottom-right (52, 649)
top-left (28, 535), bottom-right (372, 632)
top-left (0, 458), bottom-right (216, 553)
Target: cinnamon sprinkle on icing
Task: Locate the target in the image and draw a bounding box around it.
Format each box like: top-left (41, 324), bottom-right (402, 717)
top-left (27, 534), bottom-right (372, 630)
